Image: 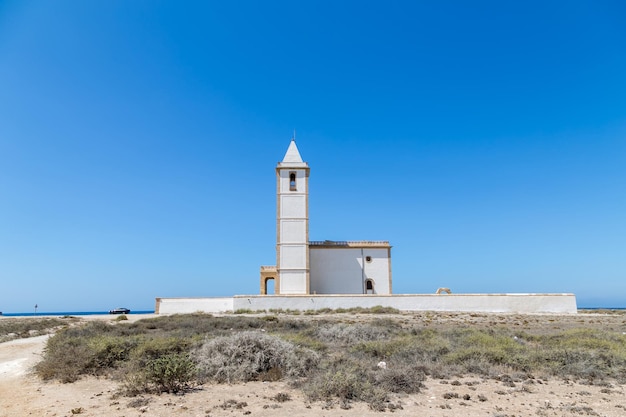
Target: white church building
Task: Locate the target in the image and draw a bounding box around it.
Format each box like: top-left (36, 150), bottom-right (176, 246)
top-left (155, 139), bottom-right (577, 315)
top-left (259, 140), bottom-right (392, 296)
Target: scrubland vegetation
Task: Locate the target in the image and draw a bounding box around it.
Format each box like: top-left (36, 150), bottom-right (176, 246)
top-left (28, 310), bottom-right (626, 411)
top-left (0, 316), bottom-right (78, 343)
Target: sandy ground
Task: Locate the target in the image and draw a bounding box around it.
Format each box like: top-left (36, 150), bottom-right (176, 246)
top-left (1, 312), bottom-right (626, 417)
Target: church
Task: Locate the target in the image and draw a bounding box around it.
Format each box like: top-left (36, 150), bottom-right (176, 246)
top-left (259, 140), bottom-right (392, 296)
top-left (155, 139), bottom-right (577, 315)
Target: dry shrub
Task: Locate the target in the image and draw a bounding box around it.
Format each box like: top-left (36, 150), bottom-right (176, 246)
top-left (127, 397), bottom-right (150, 408)
top-left (282, 332), bottom-right (328, 352)
top-left (35, 336), bottom-right (92, 382)
top-left (301, 357), bottom-right (389, 411)
top-left (35, 321), bottom-right (118, 381)
top-left (353, 337), bottom-right (413, 359)
top-left (304, 362), bottom-right (375, 403)
top-left (272, 392), bottom-right (292, 402)
top-left (194, 331), bottom-right (319, 383)
top-left (0, 317), bottom-right (74, 342)
top-left (315, 323), bottom-right (393, 345)
top-left (375, 363), bottom-right (425, 394)
top-left (218, 399), bottom-right (248, 409)
top-left (302, 354), bottom-right (422, 410)
top-left (130, 337), bottom-right (193, 364)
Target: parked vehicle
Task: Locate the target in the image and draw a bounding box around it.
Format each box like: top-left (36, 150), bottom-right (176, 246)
top-left (109, 307), bottom-right (130, 314)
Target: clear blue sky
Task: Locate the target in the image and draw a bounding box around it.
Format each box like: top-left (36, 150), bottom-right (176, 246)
top-left (1, 1), bottom-right (625, 312)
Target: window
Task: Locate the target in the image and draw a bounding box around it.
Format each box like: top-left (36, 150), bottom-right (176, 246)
top-left (289, 172), bottom-right (297, 191)
top-left (365, 279), bottom-right (375, 294)
top-left (365, 256), bottom-right (372, 263)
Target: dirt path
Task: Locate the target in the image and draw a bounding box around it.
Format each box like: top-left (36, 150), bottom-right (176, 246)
top-left (0, 335), bottom-right (48, 380)
top-left (0, 335), bottom-right (52, 416)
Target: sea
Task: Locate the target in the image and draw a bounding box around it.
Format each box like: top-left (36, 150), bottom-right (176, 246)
top-left (1, 310), bottom-right (155, 317)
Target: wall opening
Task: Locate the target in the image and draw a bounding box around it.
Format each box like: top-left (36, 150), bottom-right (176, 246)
top-left (289, 172), bottom-right (297, 191)
top-left (365, 279), bottom-right (375, 294)
top-left (264, 278), bottom-right (276, 295)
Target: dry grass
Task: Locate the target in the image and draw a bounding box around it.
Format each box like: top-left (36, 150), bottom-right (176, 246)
top-left (32, 312), bottom-right (626, 410)
top-left (0, 316), bottom-right (78, 342)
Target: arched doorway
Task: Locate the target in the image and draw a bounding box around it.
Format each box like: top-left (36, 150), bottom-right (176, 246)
top-left (365, 279), bottom-right (375, 294)
top-left (260, 266), bottom-right (278, 295)
top-left (264, 278), bottom-right (276, 295)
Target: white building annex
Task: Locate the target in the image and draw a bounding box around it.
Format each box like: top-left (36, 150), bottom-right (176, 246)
top-left (259, 140), bottom-right (392, 297)
top-left (155, 139), bottom-right (577, 315)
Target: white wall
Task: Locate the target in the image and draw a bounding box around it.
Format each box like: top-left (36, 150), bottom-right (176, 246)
top-left (234, 294), bottom-right (577, 314)
top-left (280, 195), bottom-right (306, 218)
top-left (155, 297), bottom-right (234, 314)
top-left (309, 248), bottom-right (391, 294)
top-left (280, 245), bottom-right (307, 269)
top-left (279, 270), bottom-right (308, 294)
top-left (280, 220), bottom-right (306, 243)
top-left (155, 294), bottom-right (577, 314)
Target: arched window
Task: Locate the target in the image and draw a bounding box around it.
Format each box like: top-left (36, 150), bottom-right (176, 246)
top-left (365, 279), bottom-right (375, 294)
top-left (289, 172), bottom-right (297, 191)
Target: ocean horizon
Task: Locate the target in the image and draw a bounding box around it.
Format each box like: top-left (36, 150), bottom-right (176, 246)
top-left (0, 310), bottom-right (155, 317)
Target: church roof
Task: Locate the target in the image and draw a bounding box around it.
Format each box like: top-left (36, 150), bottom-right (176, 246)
top-left (309, 240), bottom-right (391, 248)
top-left (278, 140), bottom-right (308, 168)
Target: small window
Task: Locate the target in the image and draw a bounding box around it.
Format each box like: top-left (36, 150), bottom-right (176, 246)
top-left (289, 172), bottom-right (297, 191)
top-left (365, 256), bottom-right (372, 263)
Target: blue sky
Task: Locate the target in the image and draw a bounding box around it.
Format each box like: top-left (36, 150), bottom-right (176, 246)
top-left (1, 1), bottom-right (625, 312)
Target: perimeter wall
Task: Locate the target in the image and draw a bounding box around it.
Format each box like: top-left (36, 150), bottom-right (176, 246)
top-left (156, 293), bottom-right (577, 314)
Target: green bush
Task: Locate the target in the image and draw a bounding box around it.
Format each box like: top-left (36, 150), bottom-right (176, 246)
top-left (146, 353), bottom-right (196, 393)
top-left (87, 336), bottom-right (137, 369)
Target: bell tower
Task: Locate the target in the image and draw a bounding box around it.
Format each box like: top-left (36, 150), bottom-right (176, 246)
top-left (275, 139), bottom-right (310, 294)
